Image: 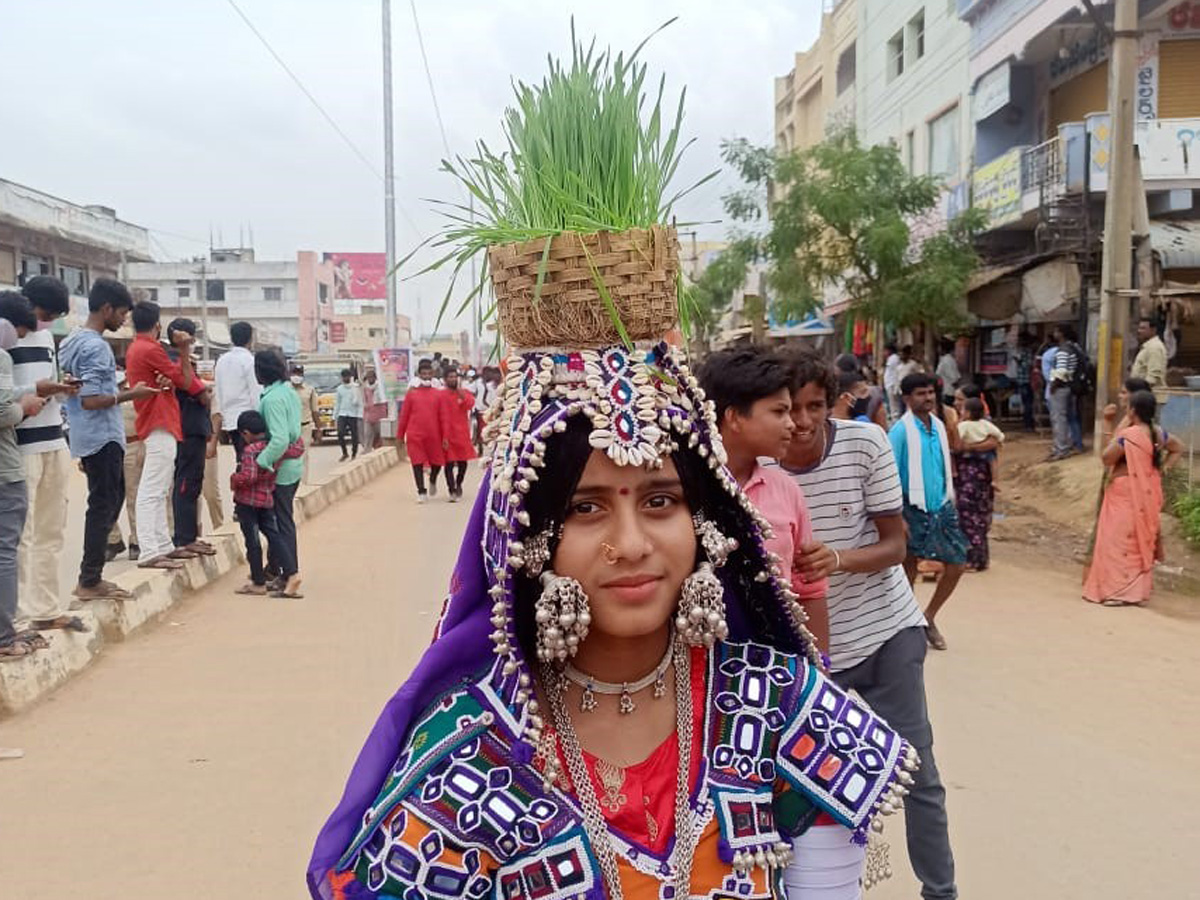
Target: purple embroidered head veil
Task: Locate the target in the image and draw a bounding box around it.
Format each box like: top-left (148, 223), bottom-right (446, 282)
top-left (307, 342), bottom-right (821, 897)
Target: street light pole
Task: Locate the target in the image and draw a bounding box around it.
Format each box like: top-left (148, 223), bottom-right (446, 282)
top-left (1094, 0), bottom-right (1137, 455)
top-left (382, 0), bottom-right (398, 348)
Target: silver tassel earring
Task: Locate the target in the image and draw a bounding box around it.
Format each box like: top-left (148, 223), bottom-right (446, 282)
top-left (677, 516), bottom-right (736, 647)
top-left (535, 571), bottom-right (592, 662)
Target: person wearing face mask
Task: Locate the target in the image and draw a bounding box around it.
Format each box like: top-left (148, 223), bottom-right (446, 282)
top-left (124, 301), bottom-right (206, 570)
top-left (832, 369), bottom-right (874, 424)
top-left (396, 358), bottom-right (445, 503)
top-left (290, 365), bottom-right (320, 481)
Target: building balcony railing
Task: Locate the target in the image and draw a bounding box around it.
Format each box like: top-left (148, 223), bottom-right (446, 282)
top-left (1021, 137), bottom-right (1062, 199)
top-left (972, 115), bottom-right (1200, 230)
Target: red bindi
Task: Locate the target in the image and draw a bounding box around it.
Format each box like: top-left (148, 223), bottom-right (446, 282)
top-left (618, 487), bottom-right (631, 496)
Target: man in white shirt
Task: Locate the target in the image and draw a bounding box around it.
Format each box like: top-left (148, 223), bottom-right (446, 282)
top-left (9, 279), bottom-right (84, 634)
top-left (935, 340), bottom-right (962, 405)
top-left (213, 321), bottom-right (259, 456)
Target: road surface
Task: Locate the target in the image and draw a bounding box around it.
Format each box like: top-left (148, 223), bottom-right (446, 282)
top-left (2, 463), bottom-right (1198, 898)
top-left (54, 442), bottom-right (349, 595)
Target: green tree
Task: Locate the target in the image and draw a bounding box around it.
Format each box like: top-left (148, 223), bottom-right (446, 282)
top-left (720, 129), bottom-right (983, 332)
top-left (686, 238), bottom-right (755, 347)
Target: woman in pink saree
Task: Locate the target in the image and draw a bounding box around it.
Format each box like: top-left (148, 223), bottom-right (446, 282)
top-left (1084, 391), bottom-right (1170, 606)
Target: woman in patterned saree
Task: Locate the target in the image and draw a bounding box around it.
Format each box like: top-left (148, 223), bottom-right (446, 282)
top-left (307, 341), bottom-right (917, 900)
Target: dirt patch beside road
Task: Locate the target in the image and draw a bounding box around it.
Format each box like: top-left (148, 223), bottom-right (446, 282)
top-left (993, 433), bottom-right (1199, 612)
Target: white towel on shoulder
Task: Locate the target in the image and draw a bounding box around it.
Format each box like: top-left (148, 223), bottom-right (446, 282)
top-left (902, 411), bottom-right (954, 512)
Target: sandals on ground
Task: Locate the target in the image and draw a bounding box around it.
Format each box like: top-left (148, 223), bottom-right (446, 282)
top-left (138, 556), bottom-right (184, 570)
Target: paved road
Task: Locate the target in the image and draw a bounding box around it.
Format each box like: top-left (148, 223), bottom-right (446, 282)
top-left (52, 442), bottom-right (349, 597)
top-left (3, 464), bottom-right (1198, 898)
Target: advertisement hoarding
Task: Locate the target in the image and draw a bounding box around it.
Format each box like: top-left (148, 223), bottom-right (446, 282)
top-left (324, 252), bottom-right (387, 300)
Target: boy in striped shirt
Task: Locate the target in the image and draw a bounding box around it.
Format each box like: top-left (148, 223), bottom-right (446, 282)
top-left (6, 279), bottom-right (84, 633)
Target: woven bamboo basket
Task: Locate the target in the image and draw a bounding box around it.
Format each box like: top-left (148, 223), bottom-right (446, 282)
top-left (488, 225), bottom-right (679, 348)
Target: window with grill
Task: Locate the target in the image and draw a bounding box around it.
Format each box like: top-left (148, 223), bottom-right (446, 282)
top-left (59, 264), bottom-right (87, 295)
top-left (263, 286), bottom-right (283, 301)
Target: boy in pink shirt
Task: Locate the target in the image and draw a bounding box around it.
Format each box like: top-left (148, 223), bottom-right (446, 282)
top-left (698, 348), bottom-right (829, 651)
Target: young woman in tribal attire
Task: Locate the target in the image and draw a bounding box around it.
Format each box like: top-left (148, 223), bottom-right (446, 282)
top-left (307, 342), bottom-right (917, 900)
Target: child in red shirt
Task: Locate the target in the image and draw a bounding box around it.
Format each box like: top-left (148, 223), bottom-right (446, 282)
top-left (230, 410), bottom-right (304, 597)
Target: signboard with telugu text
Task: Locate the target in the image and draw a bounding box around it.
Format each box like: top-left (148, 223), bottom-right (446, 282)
top-left (972, 148), bottom-right (1023, 228)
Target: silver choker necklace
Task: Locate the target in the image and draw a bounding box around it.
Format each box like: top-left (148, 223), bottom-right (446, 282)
top-left (562, 634), bottom-right (673, 714)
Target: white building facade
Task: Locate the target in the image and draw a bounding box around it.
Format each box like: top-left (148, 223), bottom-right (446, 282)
top-left (857, 0), bottom-right (973, 207)
top-left (126, 252), bottom-right (301, 353)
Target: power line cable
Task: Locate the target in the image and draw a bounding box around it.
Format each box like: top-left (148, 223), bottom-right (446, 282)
top-left (408, 0), bottom-right (454, 161)
top-left (222, 0), bottom-right (423, 236)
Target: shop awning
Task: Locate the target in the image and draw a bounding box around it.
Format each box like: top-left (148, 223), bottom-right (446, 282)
top-left (1149, 220), bottom-right (1200, 269)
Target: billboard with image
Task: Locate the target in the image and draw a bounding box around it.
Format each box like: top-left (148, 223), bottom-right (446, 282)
top-left (324, 252), bottom-right (387, 300)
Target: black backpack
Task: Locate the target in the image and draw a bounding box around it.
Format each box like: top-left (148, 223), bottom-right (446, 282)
top-left (1068, 342), bottom-right (1094, 397)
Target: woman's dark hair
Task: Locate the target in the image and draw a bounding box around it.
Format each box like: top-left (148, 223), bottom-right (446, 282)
top-left (22, 275), bottom-right (71, 317)
top-left (254, 349), bottom-right (288, 385)
top-left (959, 383), bottom-right (983, 400)
top-left (510, 416), bottom-right (805, 664)
top-left (0, 291), bottom-right (37, 331)
top-left (785, 350), bottom-right (837, 407)
top-left (1124, 377), bottom-right (1151, 394)
top-left (1129, 390), bottom-right (1162, 468)
top-left (697, 348), bottom-right (793, 424)
top-left (964, 397), bottom-right (985, 421)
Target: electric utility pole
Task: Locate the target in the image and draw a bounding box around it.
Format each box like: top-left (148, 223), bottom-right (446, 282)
top-left (382, 0), bottom-right (398, 348)
top-left (1094, 0), bottom-right (1138, 455)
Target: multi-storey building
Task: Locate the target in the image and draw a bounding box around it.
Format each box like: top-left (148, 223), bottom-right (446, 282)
top-left (0, 177), bottom-right (151, 334)
top-left (960, 0), bottom-right (1200, 376)
top-left (775, 0), bottom-right (858, 155)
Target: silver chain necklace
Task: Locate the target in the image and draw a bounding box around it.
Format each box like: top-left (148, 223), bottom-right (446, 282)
top-left (561, 639), bottom-right (672, 714)
top-left (544, 640), bottom-right (696, 900)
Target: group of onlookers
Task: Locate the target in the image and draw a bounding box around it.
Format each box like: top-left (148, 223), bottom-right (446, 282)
top-left (0, 277), bottom-right (310, 660)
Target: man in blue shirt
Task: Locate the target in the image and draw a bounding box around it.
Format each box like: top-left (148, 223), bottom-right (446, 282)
top-left (887, 373), bottom-right (973, 652)
top-left (59, 280), bottom-right (157, 601)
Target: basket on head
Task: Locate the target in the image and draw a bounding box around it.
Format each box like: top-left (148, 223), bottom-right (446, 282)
top-left (488, 225), bottom-right (679, 349)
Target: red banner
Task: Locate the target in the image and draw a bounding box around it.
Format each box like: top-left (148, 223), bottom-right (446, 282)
top-left (329, 321), bottom-right (346, 344)
top-left (324, 252), bottom-right (387, 300)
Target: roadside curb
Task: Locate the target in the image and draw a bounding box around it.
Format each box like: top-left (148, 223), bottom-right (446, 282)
top-left (0, 447), bottom-right (400, 717)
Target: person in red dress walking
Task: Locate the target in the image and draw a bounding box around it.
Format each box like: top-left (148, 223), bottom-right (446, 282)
top-left (396, 358), bottom-right (445, 504)
top-left (438, 368), bottom-right (476, 503)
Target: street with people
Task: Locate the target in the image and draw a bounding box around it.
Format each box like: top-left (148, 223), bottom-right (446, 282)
top-left (4, 3), bottom-right (1200, 899)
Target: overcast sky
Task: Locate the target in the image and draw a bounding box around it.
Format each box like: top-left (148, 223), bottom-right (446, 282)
top-left (3, 0), bottom-right (821, 334)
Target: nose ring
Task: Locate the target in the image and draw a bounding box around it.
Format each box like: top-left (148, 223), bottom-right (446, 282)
top-left (601, 542), bottom-right (620, 566)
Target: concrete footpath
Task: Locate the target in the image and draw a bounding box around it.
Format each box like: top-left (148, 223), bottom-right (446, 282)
top-left (0, 447), bottom-right (401, 717)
